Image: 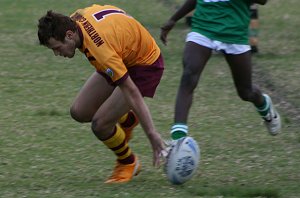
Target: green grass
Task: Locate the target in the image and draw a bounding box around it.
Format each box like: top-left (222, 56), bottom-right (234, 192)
top-left (0, 0), bottom-right (299, 197)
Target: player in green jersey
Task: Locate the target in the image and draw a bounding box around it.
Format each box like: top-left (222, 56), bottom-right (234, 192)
top-left (160, 0), bottom-right (281, 139)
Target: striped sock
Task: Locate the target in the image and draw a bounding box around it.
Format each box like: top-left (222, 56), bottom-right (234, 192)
top-left (118, 112), bottom-right (129, 124)
top-left (118, 111), bottom-right (135, 128)
top-left (171, 123), bottom-right (188, 140)
top-left (256, 94), bottom-right (270, 117)
top-left (102, 125), bottom-right (134, 164)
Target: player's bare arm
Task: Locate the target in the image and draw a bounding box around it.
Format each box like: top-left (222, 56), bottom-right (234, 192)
top-left (160, 0), bottom-right (196, 45)
top-left (169, 0), bottom-right (196, 22)
top-left (119, 76), bottom-right (164, 167)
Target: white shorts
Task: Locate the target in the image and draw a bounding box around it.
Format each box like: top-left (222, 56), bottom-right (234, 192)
top-left (186, 32), bottom-right (251, 55)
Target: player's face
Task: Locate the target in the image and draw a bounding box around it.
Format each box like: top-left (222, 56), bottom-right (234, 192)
top-left (47, 36), bottom-right (76, 58)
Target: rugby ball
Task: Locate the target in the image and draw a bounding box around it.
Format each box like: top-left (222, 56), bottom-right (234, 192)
top-left (164, 136), bottom-right (200, 185)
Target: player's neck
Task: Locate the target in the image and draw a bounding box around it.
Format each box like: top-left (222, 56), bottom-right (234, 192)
top-left (75, 25), bottom-right (83, 48)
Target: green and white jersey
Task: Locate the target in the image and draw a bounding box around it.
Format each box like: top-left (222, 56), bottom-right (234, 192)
top-left (191, 0), bottom-right (252, 44)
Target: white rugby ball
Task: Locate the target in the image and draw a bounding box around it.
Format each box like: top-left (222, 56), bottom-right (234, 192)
top-left (164, 136), bottom-right (200, 185)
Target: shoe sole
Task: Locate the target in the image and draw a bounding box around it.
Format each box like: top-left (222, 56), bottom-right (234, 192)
top-left (104, 157), bottom-right (141, 184)
top-left (133, 158), bottom-right (141, 176)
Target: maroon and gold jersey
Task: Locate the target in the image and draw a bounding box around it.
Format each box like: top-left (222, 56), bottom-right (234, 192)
top-left (71, 4), bottom-right (161, 85)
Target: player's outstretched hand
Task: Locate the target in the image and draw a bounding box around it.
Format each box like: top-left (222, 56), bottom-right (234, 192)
top-left (160, 20), bottom-right (176, 46)
top-left (148, 131), bottom-right (165, 167)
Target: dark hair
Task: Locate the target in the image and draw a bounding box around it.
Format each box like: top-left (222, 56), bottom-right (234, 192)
top-left (38, 10), bottom-right (77, 45)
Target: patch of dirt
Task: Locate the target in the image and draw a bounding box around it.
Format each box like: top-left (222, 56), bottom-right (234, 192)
top-left (253, 63), bottom-right (300, 128)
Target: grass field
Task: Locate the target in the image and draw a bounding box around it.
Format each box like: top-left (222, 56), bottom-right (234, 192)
top-left (0, 0), bottom-right (299, 197)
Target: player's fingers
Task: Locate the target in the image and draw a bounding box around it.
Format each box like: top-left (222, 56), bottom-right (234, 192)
top-left (153, 154), bottom-right (158, 167)
top-left (160, 20), bottom-right (175, 45)
top-left (153, 150), bottom-right (162, 167)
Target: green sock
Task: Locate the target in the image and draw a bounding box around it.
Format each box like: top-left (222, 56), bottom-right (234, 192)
top-left (171, 131), bottom-right (187, 140)
top-left (256, 95), bottom-right (269, 117)
top-left (171, 124), bottom-right (188, 140)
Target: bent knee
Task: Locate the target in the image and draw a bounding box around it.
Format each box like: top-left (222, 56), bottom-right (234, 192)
top-left (237, 89), bottom-right (255, 102)
top-left (181, 69), bottom-right (200, 91)
top-left (91, 118), bottom-right (114, 140)
top-left (70, 105), bottom-right (92, 123)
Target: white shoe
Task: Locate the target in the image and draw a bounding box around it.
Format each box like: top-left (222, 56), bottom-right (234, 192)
top-left (263, 94), bottom-right (281, 135)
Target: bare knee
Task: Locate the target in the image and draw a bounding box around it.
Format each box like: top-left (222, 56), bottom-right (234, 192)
top-left (91, 118), bottom-right (114, 140)
top-left (237, 89), bottom-right (255, 102)
top-left (70, 105), bottom-right (92, 123)
top-left (91, 119), bottom-right (101, 139)
top-left (180, 68), bottom-right (200, 92)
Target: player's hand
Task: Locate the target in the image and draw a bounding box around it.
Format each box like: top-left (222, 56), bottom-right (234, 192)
top-left (160, 20), bottom-right (176, 45)
top-left (148, 131), bottom-right (165, 167)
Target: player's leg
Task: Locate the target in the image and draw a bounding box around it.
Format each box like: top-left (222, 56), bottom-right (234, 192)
top-left (91, 87), bottom-right (140, 183)
top-left (224, 52), bottom-right (263, 105)
top-left (171, 41), bottom-right (212, 140)
top-left (70, 71), bottom-right (139, 140)
top-left (70, 72), bottom-right (140, 183)
top-left (118, 110), bottom-right (139, 142)
top-left (70, 71), bottom-right (115, 123)
top-left (224, 52), bottom-right (281, 135)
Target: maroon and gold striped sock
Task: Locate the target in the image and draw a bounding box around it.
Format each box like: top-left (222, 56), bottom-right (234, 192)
top-left (102, 125), bottom-right (134, 164)
top-left (118, 111), bottom-right (136, 128)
